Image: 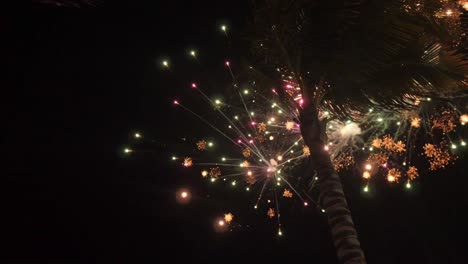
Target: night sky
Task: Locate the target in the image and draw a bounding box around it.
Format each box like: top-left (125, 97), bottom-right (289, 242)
top-left (4, 1), bottom-right (467, 263)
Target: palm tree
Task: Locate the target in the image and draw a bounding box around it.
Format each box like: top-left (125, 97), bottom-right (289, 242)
top-left (248, 0), bottom-right (468, 263)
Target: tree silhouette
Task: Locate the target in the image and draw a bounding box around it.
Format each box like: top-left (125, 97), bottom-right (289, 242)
top-left (249, 1), bottom-right (467, 263)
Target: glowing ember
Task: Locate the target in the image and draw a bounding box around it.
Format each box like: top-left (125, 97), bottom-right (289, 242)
top-left (282, 189), bottom-right (293, 198)
top-left (209, 167), bottom-right (222, 178)
top-left (224, 213), bottom-right (234, 223)
top-left (267, 208), bottom-right (275, 218)
top-left (285, 121), bottom-right (295, 131)
top-left (386, 168), bottom-right (401, 183)
top-left (196, 140), bottom-right (207, 151)
top-left (242, 148), bottom-right (251, 157)
top-left (406, 166), bottom-right (419, 181)
top-left (411, 117), bottom-right (421, 128)
top-left (303, 146), bottom-right (310, 156)
top-left (183, 157), bottom-right (193, 167)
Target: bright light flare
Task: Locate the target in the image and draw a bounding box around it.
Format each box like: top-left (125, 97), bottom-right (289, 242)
top-left (124, 148), bottom-right (132, 154)
top-left (362, 171), bottom-right (371, 179)
top-left (176, 189), bottom-right (191, 204)
top-left (460, 114), bottom-right (468, 124)
top-left (214, 217), bottom-right (228, 233)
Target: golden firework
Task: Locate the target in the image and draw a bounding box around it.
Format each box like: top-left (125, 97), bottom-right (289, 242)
top-left (432, 110), bottom-right (456, 134)
top-left (196, 140), bottom-right (207, 151)
top-left (406, 166), bottom-right (419, 181)
top-left (241, 160), bottom-right (250, 168)
top-left (224, 213), bottom-right (234, 223)
top-left (366, 153), bottom-right (389, 166)
top-left (423, 143), bottom-right (455, 170)
top-left (257, 122), bottom-right (267, 133)
top-left (372, 138), bottom-right (383, 148)
top-left (303, 146), bottom-right (310, 156)
top-left (386, 168), bottom-right (401, 183)
top-left (285, 121), bottom-right (295, 131)
top-left (382, 135), bottom-right (395, 149)
top-left (201, 170), bottom-right (208, 177)
top-left (362, 171), bottom-right (371, 179)
top-left (183, 157), bottom-right (193, 167)
top-left (267, 208), bottom-right (275, 218)
top-left (282, 189), bottom-right (293, 198)
top-left (411, 117), bottom-right (421, 128)
top-left (242, 148), bottom-right (251, 158)
top-left (393, 141), bottom-right (406, 153)
top-left (245, 172), bottom-right (256, 185)
top-left (334, 155), bottom-right (354, 171)
top-left (209, 167), bottom-right (222, 178)
top-left (460, 114), bottom-right (468, 124)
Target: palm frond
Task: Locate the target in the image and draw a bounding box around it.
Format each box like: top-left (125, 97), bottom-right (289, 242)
top-left (249, 0), bottom-right (468, 118)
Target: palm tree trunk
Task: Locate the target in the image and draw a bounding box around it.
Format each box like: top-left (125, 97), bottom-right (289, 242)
top-left (299, 104), bottom-right (366, 264)
top-left (310, 145), bottom-right (366, 264)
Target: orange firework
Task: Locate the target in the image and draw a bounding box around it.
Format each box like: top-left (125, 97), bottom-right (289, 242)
top-left (386, 168), bottom-right (401, 183)
top-left (406, 166), bottom-right (419, 181)
top-left (245, 172), bottom-right (256, 185)
top-left (282, 189), bottom-right (293, 198)
top-left (372, 138), bottom-right (383, 148)
top-left (432, 110), bottom-right (456, 134)
top-left (423, 143), bottom-right (456, 170)
top-left (257, 122), bottom-right (267, 133)
top-left (183, 157), bottom-right (193, 167)
top-left (367, 153), bottom-right (389, 167)
top-left (196, 140), bottom-right (207, 151)
top-left (411, 117), bottom-right (421, 128)
top-left (285, 121), bottom-right (295, 131)
top-left (303, 146), bottom-right (310, 156)
top-left (267, 208), bottom-right (276, 218)
top-left (224, 213), bottom-right (234, 223)
top-left (242, 148), bottom-right (251, 157)
top-left (209, 167), bottom-right (222, 178)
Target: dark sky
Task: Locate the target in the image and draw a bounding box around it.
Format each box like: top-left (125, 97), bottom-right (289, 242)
top-left (3, 1), bottom-right (467, 263)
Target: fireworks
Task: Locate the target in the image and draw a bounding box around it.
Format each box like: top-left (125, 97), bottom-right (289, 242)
top-left (183, 157), bottom-right (193, 167)
top-left (303, 146), bottom-right (310, 156)
top-left (367, 153), bottom-right (389, 167)
top-left (386, 168), bottom-right (401, 183)
top-left (257, 122), bottom-right (267, 133)
top-left (282, 189), bottom-right (293, 198)
top-left (196, 140), bottom-right (207, 151)
top-left (241, 160), bottom-right (250, 168)
top-left (423, 144), bottom-right (456, 170)
top-left (406, 166), bottom-right (419, 181)
top-left (224, 213), bottom-right (234, 223)
top-left (267, 208), bottom-right (276, 218)
top-left (245, 171), bottom-right (256, 185)
top-left (411, 117), bottom-right (421, 128)
top-left (118, 16), bottom-right (467, 237)
top-left (334, 155), bottom-right (354, 171)
top-left (432, 110), bottom-right (456, 134)
top-left (372, 138), bottom-right (382, 148)
top-left (210, 167), bottom-right (222, 178)
top-left (242, 148), bottom-right (251, 157)
top-left (460, 114), bottom-right (468, 125)
top-left (285, 121), bottom-right (295, 131)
